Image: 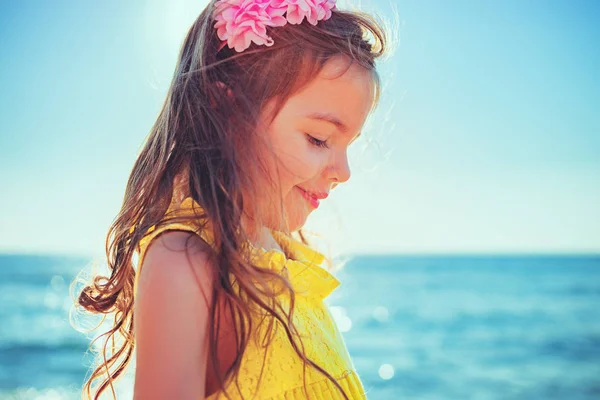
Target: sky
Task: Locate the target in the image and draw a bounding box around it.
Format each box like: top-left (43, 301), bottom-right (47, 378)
top-left (0, 0), bottom-right (598, 257)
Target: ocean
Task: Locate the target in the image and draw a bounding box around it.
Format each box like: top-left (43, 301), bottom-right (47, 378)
top-left (0, 254), bottom-right (598, 399)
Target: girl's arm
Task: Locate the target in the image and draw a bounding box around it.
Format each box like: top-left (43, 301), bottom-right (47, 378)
top-left (133, 231), bottom-right (215, 400)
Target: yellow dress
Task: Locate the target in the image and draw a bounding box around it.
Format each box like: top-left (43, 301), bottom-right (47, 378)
top-left (131, 196), bottom-right (368, 399)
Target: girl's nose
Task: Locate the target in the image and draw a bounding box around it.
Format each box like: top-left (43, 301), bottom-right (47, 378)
top-left (327, 150), bottom-right (351, 184)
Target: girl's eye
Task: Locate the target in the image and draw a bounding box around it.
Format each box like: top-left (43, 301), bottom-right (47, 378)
top-left (306, 134), bottom-right (329, 149)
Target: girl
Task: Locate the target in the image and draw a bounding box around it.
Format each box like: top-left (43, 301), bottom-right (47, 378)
top-left (77, 0), bottom-right (387, 398)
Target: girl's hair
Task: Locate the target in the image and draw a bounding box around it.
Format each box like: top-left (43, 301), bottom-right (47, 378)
top-left (75, 1), bottom-right (387, 399)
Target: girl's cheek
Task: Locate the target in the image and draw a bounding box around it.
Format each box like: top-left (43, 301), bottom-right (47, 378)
top-left (274, 135), bottom-right (328, 184)
top-left (292, 148), bottom-right (326, 180)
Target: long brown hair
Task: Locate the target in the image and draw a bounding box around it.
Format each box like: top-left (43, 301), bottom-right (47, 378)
top-left (74, 1), bottom-right (388, 399)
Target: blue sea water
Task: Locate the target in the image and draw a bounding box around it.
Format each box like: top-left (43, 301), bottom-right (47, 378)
top-left (0, 254), bottom-right (599, 399)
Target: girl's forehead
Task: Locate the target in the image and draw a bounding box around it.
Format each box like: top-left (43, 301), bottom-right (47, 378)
top-left (306, 56), bottom-right (374, 101)
top-left (258, 56), bottom-right (376, 134)
top-left (283, 59), bottom-right (376, 130)
top-left (319, 55), bottom-right (368, 79)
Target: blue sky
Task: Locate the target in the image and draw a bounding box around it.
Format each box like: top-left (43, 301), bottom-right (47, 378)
top-left (0, 0), bottom-right (598, 257)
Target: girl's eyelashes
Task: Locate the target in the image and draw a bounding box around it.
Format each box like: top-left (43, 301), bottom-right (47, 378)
top-left (305, 133), bottom-right (329, 149)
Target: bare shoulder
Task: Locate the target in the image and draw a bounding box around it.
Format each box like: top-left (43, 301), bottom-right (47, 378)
top-left (145, 229), bottom-right (214, 265)
top-left (138, 230), bottom-right (215, 300)
top-left (133, 230), bottom-right (215, 399)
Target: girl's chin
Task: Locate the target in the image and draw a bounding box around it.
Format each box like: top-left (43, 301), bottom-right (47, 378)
top-left (285, 212), bottom-right (309, 232)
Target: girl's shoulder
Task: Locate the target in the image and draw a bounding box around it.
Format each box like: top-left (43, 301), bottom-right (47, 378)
top-left (131, 196), bottom-right (215, 297)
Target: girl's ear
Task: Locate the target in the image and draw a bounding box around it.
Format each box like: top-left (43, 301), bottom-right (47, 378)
top-left (215, 81), bottom-right (233, 97)
top-left (209, 81), bottom-right (233, 108)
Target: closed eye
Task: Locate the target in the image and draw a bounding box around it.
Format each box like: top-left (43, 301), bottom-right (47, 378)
top-left (306, 134), bottom-right (329, 149)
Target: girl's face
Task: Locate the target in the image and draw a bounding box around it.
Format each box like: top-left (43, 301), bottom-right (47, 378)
top-left (259, 55), bottom-right (376, 232)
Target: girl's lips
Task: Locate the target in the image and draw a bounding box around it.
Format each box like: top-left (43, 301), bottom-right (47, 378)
top-left (296, 186), bottom-right (320, 209)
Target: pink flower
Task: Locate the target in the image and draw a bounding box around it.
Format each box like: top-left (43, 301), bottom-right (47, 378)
top-left (213, 0), bottom-right (337, 52)
top-left (213, 0), bottom-right (288, 52)
top-left (275, 0), bottom-right (336, 26)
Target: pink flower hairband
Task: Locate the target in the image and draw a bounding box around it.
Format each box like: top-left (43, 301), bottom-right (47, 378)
top-left (213, 0), bottom-right (337, 53)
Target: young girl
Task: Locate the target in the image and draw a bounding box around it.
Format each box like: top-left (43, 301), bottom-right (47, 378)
top-left (77, 0), bottom-right (387, 398)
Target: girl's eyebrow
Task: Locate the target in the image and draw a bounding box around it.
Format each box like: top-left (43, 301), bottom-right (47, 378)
top-left (305, 111), bottom-right (348, 133)
top-left (305, 111), bottom-right (362, 142)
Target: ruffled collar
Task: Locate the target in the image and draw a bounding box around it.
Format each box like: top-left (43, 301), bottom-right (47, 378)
top-left (257, 230), bottom-right (341, 300)
top-left (164, 197), bottom-right (341, 300)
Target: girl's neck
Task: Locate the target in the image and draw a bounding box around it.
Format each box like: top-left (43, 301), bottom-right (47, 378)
top-left (240, 216), bottom-right (285, 254)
